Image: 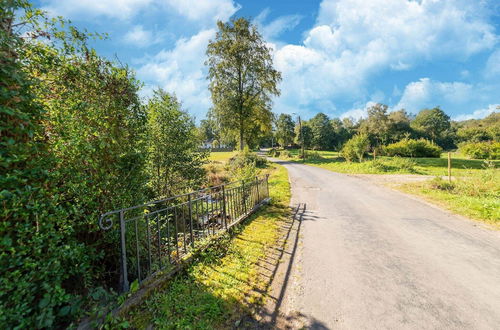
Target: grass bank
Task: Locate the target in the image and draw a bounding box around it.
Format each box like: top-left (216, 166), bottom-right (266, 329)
top-left (398, 168), bottom-right (499, 225)
top-left (124, 162), bottom-right (291, 328)
top-left (282, 149), bottom-right (498, 176)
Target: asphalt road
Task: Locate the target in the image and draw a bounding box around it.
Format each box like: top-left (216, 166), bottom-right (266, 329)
top-left (271, 160), bottom-right (500, 329)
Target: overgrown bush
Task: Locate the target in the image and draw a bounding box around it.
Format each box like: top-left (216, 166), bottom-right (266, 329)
top-left (459, 141), bottom-right (500, 160)
top-left (267, 148), bottom-right (279, 157)
top-left (383, 138), bottom-right (442, 158)
top-left (341, 134), bottom-right (370, 162)
top-left (368, 157), bottom-right (417, 173)
top-left (228, 149), bottom-right (266, 182)
top-left (305, 150), bottom-right (323, 160)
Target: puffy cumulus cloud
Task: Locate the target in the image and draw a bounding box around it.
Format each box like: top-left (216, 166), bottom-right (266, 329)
top-left (164, 0), bottom-right (239, 25)
top-left (395, 78), bottom-right (475, 112)
top-left (41, 0), bottom-right (239, 23)
top-left (123, 25), bottom-right (162, 47)
top-left (484, 49), bottom-right (500, 79)
top-left (272, 0), bottom-right (498, 115)
top-left (41, 0), bottom-right (154, 20)
top-left (454, 104), bottom-right (499, 121)
top-left (254, 9), bottom-right (302, 40)
top-left (340, 101), bottom-right (378, 120)
top-left (136, 29), bottom-right (215, 119)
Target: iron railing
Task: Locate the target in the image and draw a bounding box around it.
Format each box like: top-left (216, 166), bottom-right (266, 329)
top-left (99, 175), bottom-right (270, 292)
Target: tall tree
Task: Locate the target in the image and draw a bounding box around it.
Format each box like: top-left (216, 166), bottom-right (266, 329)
top-left (206, 17), bottom-right (281, 150)
top-left (275, 113), bottom-right (295, 147)
top-left (411, 107), bottom-right (451, 144)
top-left (295, 122), bottom-right (313, 149)
top-left (359, 103), bottom-right (391, 147)
top-left (309, 112), bottom-right (335, 149)
top-left (146, 89), bottom-right (207, 197)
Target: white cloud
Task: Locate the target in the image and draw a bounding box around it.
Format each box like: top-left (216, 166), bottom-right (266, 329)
top-left (454, 104), bottom-right (499, 121)
top-left (484, 49), bottom-right (500, 79)
top-left (123, 25), bottom-right (161, 47)
top-left (395, 78), bottom-right (474, 112)
top-left (41, 0), bottom-right (238, 23)
top-left (41, 0), bottom-right (153, 20)
top-left (254, 9), bottom-right (302, 40)
top-left (164, 0), bottom-right (239, 25)
top-left (272, 0), bottom-right (498, 115)
top-left (340, 101), bottom-right (377, 120)
top-left (136, 29), bottom-right (215, 118)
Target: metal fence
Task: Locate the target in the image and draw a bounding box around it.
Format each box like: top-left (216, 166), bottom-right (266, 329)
top-left (99, 175), bottom-right (270, 292)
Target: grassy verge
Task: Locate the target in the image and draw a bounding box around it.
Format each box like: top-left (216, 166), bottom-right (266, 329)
top-left (397, 169), bottom-right (500, 225)
top-left (208, 151), bottom-right (237, 162)
top-left (281, 148), bottom-right (498, 176)
top-left (124, 162), bottom-right (290, 328)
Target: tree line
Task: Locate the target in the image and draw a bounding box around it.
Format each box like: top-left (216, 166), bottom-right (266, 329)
top-left (269, 104), bottom-right (499, 152)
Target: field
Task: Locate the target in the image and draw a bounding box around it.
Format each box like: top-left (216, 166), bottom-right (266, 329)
top-left (124, 155), bottom-right (291, 328)
top-left (276, 149), bottom-right (499, 224)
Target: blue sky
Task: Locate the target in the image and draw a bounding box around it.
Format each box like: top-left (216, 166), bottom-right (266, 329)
top-left (35, 0), bottom-right (500, 121)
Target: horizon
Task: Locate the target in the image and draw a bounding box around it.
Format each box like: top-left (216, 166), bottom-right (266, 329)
top-left (34, 0), bottom-right (500, 121)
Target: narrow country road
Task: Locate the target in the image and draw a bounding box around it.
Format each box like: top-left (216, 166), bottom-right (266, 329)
top-left (267, 160), bottom-right (500, 329)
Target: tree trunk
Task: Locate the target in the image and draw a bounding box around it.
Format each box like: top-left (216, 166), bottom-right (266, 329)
top-left (239, 122), bottom-right (244, 151)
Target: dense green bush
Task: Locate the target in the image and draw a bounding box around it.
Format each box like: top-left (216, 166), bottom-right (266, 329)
top-left (227, 150), bottom-right (266, 182)
top-left (383, 138), bottom-right (442, 158)
top-left (1, 3), bottom-right (208, 328)
top-left (459, 141), bottom-right (500, 160)
top-left (341, 134), bottom-right (370, 162)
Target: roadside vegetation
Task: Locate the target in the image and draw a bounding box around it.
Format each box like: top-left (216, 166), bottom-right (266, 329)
top-left (125, 154), bottom-right (291, 328)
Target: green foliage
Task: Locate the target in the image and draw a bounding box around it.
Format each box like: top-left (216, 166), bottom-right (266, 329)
top-left (384, 138), bottom-right (442, 158)
top-left (0, 4), bottom-right (209, 328)
top-left (294, 122), bottom-right (313, 149)
top-left (369, 157), bottom-right (417, 173)
top-left (146, 89), bottom-right (207, 197)
top-left (411, 107), bottom-right (452, 147)
top-left (309, 112), bottom-right (335, 150)
top-left (227, 149), bottom-right (266, 182)
top-left (275, 113), bottom-right (295, 147)
top-left (459, 141), bottom-right (500, 160)
top-left (341, 134), bottom-right (370, 162)
top-left (206, 17), bottom-right (281, 150)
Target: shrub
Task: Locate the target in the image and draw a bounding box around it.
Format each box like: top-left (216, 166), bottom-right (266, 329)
top-left (228, 150), bottom-right (266, 181)
top-left (305, 150), bottom-right (323, 160)
top-left (267, 148), bottom-right (279, 157)
top-left (368, 157), bottom-right (416, 173)
top-left (383, 138), bottom-right (442, 158)
top-left (341, 134), bottom-right (370, 162)
top-left (459, 141), bottom-right (500, 160)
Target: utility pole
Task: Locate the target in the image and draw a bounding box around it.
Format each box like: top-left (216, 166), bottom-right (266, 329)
top-left (298, 115), bottom-right (305, 160)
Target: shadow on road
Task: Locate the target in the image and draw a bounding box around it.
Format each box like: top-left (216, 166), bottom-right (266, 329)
top-left (239, 203), bottom-right (329, 329)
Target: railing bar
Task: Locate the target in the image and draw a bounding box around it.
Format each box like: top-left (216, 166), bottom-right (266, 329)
top-left (166, 211), bottom-right (171, 264)
top-left (146, 215), bottom-right (152, 275)
top-left (173, 207), bottom-right (180, 260)
top-left (134, 216), bottom-right (141, 283)
top-left (156, 214), bottom-right (162, 270)
top-left (182, 205), bottom-right (188, 254)
top-left (188, 194), bottom-right (195, 249)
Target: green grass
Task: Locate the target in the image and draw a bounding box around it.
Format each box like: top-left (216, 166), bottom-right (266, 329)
top-left (398, 169), bottom-right (500, 225)
top-left (125, 163), bottom-right (290, 329)
top-left (208, 151), bottom-right (237, 163)
top-left (283, 148), bottom-right (498, 176)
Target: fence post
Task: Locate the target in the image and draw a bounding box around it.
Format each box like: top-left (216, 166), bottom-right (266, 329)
top-left (448, 152), bottom-right (452, 183)
top-left (242, 180), bottom-right (247, 214)
top-left (188, 194), bottom-right (195, 248)
top-left (255, 176), bottom-right (260, 204)
top-left (119, 210), bottom-right (129, 292)
top-left (266, 174), bottom-right (270, 199)
top-left (222, 185), bottom-right (228, 230)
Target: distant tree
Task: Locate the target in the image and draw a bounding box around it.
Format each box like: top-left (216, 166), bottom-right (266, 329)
top-left (295, 122), bottom-right (313, 149)
top-left (146, 89), bottom-right (207, 197)
top-left (411, 107), bottom-right (451, 142)
top-left (309, 112), bottom-right (335, 149)
top-left (199, 118), bottom-right (217, 142)
top-left (206, 17), bottom-right (281, 150)
top-left (388, 109), bottom-right (413, 142)
top-left (359, 103), bottom-right (391, 147)
top-left (330, 118), bottom-right (351, 150)
top-left (275, 113), bottom-right (295, 147)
